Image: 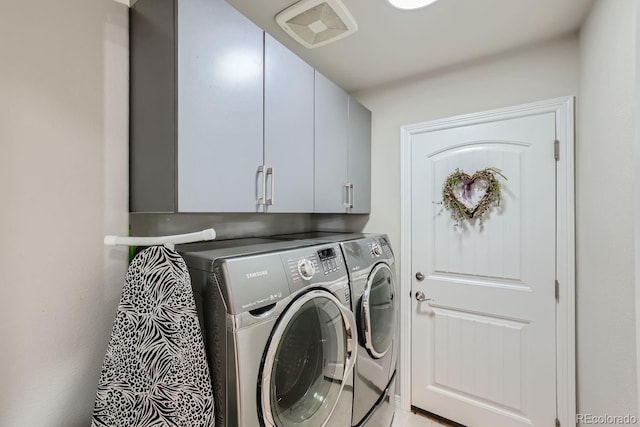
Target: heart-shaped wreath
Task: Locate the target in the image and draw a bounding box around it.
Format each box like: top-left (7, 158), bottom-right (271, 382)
top-left (442, 167), bottom-right (507, 225)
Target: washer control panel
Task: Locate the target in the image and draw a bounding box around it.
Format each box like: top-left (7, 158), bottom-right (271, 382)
top-left (283, 244), bottom-right (346, 292)
top-left (317, 247), bottom-right (341, 275)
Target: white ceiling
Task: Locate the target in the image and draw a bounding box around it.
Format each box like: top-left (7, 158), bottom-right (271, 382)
top-left (225, 0), bottom-right (595, 93)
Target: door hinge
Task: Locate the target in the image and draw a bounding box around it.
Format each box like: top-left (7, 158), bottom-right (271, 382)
top-left (554, 139), bottom-right (560, 161)
top-left (556, 417), bottom-right (561, 427)
top-left (555, 280), bottom-right (560, 301)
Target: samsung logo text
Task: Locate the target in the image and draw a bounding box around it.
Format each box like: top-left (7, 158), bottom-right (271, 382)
top-left (246, 270), bottom-right (268, 279)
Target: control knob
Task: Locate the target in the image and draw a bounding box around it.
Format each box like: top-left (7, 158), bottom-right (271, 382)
top-left (371, 243), bottom-right (383, 257)
top-left (298, 259), bottom-right (316, 280)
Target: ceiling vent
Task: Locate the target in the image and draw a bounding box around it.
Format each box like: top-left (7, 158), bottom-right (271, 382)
top-left (275, 0), bottom-right (358, 49)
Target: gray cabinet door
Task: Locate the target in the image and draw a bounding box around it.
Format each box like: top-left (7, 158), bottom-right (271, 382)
top-left (348, 97), bottom-right (372, 214)
top-left (314, 72), bottom-right (349, 213)
top-left (264, 35), bottom-right (314, 213)
top-left (177, 0), bottom-right (264, 212)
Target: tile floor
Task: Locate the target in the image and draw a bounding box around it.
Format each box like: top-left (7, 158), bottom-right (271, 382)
top-left (392, 410), bottom-right (454, 426)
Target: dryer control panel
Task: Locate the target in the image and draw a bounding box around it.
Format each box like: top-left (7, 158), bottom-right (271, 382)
top-left (342, 234), bottom-right (395, 273)
top-left (368, 236), bottom-right (394, 260)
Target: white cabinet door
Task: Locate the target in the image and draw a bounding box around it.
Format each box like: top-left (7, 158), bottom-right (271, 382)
top-left (177, 0), bottom-right (264, 212)
top-left (264, 34), bottom-right (314, 213)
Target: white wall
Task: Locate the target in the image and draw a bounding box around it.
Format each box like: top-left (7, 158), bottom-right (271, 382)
top-left (354, 35), bottom-right (580, 260)
top-left (0, 1), bottom-right (129, 425)
top-left (578, 0), bottom-right (638, 418)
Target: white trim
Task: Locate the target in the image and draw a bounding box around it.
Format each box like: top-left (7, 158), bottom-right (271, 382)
top-left (636, 0), bottom-right (640, 415)
top-left (400, 123), bottom-right (413, 413)
top-left (399, 96), bottom-right (576, 426)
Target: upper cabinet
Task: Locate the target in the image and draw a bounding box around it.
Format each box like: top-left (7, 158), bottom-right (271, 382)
top-left (130, 0), bottom-right (369, 214)
top-left (130, 0), bottom-right (264, 213)
top-left (314, 72), bottom-right (371, 214)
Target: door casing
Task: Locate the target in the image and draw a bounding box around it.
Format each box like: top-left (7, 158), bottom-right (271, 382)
top-left (399, 97), bottom-right (575, 426)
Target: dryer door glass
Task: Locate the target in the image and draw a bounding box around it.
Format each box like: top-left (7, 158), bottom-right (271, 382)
top-left (362, 263), bottom-right (395, 358)
top-left (261, 290), bottom-right (355, 427)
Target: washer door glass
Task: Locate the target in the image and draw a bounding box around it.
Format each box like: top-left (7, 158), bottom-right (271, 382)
top-left (261, 290), bottom-right (355, 427)
top-left (362, 263), bottom-right (395, 358)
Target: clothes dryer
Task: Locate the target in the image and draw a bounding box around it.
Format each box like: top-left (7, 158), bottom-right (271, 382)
top-left (180, 240), bottom-right (357, 427)
top-left (341, 235), bottom-right (398, 427)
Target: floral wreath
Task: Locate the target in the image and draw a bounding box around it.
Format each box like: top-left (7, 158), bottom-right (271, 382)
top-left (441, 167), bottom-right (507, 225)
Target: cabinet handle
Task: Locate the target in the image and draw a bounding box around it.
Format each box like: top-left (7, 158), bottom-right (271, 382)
top-left (343, 183), bottom-right (351, 208)
top-left (343, 183), bottom-right (354, 209)
top-left (266, 167), bottom-right (274, 206)
top-left (257, 165), bottom-right (266, 206)
top-left (350, 183), bottom-right (355, 209)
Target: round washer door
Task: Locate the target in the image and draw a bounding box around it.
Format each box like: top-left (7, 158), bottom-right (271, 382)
top-left (260, 289), bottom-right (357, 427)
top-left (361, 263), bottom-right (396, 358)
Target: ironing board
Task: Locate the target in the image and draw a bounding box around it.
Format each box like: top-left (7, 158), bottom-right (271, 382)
top-left (91, 246), bottom-right (214, 426)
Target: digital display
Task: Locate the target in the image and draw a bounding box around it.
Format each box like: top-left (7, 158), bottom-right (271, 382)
top-left (317, 248), bottom-right (336, 261)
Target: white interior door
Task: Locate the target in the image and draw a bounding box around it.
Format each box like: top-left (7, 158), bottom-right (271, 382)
top-left (410, 112), bottom-right (557, 426)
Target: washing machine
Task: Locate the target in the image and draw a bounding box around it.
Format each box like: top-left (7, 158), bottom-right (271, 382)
top-left (341, 235), bottom-right (397, 427)
top-left (180, 238), bottom-right (357, 427)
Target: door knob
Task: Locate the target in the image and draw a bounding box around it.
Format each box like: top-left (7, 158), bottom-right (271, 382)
top-left (416, 291), bottom-right (433, 302)
top-left (415, 272), bottom-right (425, 281)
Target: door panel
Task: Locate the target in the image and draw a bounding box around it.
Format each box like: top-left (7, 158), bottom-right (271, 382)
top-left (177, 0), bottom-right (264, 212)
top-left (432, 308), bottom-right (527, 411)
top-left (348, 97), bottom-right (372, 213)
top-left (411, 113), bottom-right (556, 427)
top-left (314, 72), bottom-right (349, 213)
top-left (264, 34), bottom-right (314, 213)
top-left (431, 143), bottom-right (526, 281)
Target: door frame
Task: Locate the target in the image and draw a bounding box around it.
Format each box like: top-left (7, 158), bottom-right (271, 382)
top-left (399, 97), bottom-right (575, 426)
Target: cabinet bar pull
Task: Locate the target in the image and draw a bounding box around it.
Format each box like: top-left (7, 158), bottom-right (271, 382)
top-left (257, 165), bottom-right (266, 206)
top-left (344, 183), bottom-right (354, 209)
top-left (266, 167), bottom-right (275, 206)
top-left (350, 183), bottom-right (355, 209)
top-left (344, 183), bottom-right (351, 208)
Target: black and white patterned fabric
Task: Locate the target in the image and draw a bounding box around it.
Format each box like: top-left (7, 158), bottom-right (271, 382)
top-left (92, 246), bottom-right (214, 427)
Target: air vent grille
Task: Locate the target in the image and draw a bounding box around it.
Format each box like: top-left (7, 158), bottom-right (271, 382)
top-left (276, 0), bottom-right (358, 49)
